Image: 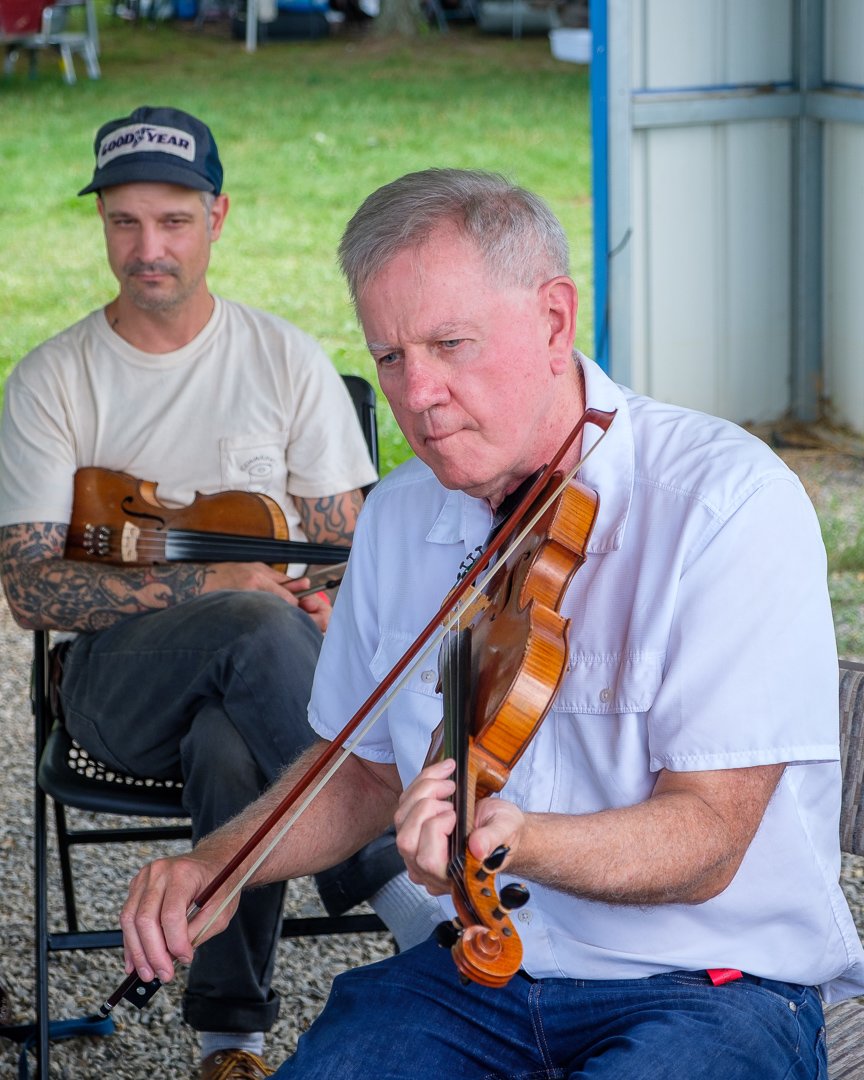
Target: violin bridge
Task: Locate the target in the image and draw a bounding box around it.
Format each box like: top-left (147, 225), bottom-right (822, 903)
top-left (451, 585), bottom-right (490, 627)
top-left (120, 521), bottom-right (141, 563)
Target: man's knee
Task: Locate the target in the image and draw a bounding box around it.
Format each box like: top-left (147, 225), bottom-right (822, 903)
top-left (206, 592), bottom-right (322, 674)
top-left (180, 704), bottom-right (266, 831)
top-left (208, 590), bottom-right (318, 642)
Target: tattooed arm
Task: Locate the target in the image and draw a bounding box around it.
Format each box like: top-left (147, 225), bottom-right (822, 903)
top-left (0, 521), bottom-right (325, 633)
top-left (294, 489), bottom-right (364, 551)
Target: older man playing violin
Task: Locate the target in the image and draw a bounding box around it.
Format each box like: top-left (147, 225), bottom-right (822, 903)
top-left (0, 108), bottom-right (442, 1080)
top-left (118, 168), bottom-right (864, 1079)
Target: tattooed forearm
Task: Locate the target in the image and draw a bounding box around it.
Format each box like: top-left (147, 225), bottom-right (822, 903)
top-left (296, 489), bottom-right (364, 546)
top-left (0, 522), bottom-right (210, 632)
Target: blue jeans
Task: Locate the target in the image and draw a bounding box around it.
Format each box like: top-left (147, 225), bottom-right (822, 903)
top-left (59, 591), bottom-right (403, 1034)
top-left (273, 937), bottom-right (827, 1079)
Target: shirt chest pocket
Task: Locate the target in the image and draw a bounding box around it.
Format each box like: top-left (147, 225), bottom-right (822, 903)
top-left (555, 652), bottom-right (665, 715)
top-left (220, 431), bottom-right (289, 499)
top-left (369, 633), bottom-right (443, 702)
top-left (511, 652), bottom-right (667, 814)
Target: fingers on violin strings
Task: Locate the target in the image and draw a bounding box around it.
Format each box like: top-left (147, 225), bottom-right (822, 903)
top-left (394, 765), bottom-right (456, 831)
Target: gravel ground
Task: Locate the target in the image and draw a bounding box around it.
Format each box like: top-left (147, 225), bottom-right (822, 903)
top-left (1, 439), bottom-right (863, 1078)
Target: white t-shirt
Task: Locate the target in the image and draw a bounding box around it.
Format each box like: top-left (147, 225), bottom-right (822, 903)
top-left (0, 296), bottom-right (378, 542)
top-left (309, 354), bottom-right (864, 1004)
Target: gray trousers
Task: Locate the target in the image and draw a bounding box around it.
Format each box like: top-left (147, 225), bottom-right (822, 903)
top-left (59, 590), bottom-right (402, 1033)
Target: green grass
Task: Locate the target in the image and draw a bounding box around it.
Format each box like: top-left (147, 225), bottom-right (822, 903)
top-left (817, 496), bottom-right (864, 661)
top-left (0, 17), bottom-right (593, 472)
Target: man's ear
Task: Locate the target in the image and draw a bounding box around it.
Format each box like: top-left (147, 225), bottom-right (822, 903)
top-left (209, 194), bottom-right (230, 242)
top-left (541, 276), bottom-right (578, 373)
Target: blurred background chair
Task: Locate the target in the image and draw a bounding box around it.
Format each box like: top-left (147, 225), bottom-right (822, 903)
top-left (0, 0), bottom-right (99, 84)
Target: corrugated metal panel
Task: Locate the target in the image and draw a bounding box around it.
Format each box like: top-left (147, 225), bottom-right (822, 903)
top-left (637, 0), bottom-right (792, 88)
top-left (825, 0), bottom-right (864, 85)
top-left (617, 0), bottom-right (796, 424)
top-left (599, 0), bottom-right (864, 434)
top-left (823, 0), bottom-right (864, 432)
top-left (631, 121), bottom-right (791, 421)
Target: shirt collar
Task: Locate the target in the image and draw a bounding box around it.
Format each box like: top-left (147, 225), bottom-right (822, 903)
top-left (426, 487), bottom-right (492, 551)
top-left (576, 352), bottom-right (633, 554)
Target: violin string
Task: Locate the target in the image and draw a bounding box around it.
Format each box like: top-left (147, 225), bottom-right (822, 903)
top-left (72, 528), bottom-right (346, 565)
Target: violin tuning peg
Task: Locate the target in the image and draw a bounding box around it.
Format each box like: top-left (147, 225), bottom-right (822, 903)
top-left (434, 920), bottom-right (462, 949)
top-left (499, 883), bottom-right (530, 911)
top-left (482, 845), bottom-right (510, 872)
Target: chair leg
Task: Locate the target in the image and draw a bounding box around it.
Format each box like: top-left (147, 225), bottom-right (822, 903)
top-left (82, 40), bottom-right (100, 78)
top-left (58, 43), bottom-right (77, 84)
top-left (34, 751), bottom-right (51, 1077)
top-left (3, 45), bottom-right (19, 75)
top-left (54, 802), bottom-right (80, 933)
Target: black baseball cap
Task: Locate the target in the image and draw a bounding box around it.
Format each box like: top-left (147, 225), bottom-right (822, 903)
top-left (78, 105), bottom-right (223, 196)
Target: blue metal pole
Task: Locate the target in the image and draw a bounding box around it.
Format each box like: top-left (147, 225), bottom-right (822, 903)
top-left (589, 0), bottom-right (609, 370)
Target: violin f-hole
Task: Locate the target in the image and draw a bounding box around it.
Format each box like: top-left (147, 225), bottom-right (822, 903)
top-left (120, 495), bottom-right (167, 528)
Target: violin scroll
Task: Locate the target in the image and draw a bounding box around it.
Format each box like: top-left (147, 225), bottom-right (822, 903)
top-left (438, 847), bottom-right (530, 988)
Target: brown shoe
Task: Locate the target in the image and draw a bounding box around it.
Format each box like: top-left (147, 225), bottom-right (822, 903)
top-left (199, 1049), bottom-right (275, 1080)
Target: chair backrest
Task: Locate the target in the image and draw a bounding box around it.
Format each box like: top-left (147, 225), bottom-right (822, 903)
top-left (341, 374), bottom-right (379, 478)
top-left (0, 0), bottom-right (46, 35)
top-left (839, 659), bottom-right (864, 857)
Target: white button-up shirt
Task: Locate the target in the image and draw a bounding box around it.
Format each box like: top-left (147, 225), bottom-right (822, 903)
top-left (309, 356), bottom-right (864, 1003)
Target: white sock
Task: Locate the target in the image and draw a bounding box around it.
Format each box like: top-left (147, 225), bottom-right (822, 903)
top-left (200, 1031), bottom-right (265, 1061)
top-left (369, 870), bottom-right (444, 951)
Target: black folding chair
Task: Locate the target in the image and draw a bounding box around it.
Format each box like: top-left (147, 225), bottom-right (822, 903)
top-left (17, 374), bottom-right (386, 1077)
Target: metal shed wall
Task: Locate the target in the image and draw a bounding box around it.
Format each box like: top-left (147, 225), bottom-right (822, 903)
top-left (595, 0), bottom-right (864, 435)
top-left (822, 1), bottom-right (864, 433)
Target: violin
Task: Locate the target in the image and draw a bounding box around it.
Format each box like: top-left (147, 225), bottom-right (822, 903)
top-left (99, 407), bottom-right (616, 1014)
top-left (66, 468), bottom-right (350, 571)
top-left (434, 469), bottom-right (600, 986)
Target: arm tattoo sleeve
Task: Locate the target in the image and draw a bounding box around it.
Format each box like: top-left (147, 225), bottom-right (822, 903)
top-left (0, 522), bottom-right (210, 632)
top-left (296, 490), bottom-right (364, 546)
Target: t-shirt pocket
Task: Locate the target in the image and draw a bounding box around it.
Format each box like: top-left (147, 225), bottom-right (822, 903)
top-left (220, 431), bottom-right (289, 500)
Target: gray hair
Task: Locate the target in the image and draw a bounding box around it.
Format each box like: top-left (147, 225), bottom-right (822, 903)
top-left (338, 168), bottom-right (570, 305)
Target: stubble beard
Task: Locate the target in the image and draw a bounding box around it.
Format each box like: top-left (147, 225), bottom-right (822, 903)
top-left (122, 262), bottom-right (199, 314)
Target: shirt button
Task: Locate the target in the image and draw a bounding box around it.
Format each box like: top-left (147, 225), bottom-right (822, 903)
top-left (421, 670), bottom-right (436, 683)
top-left (599, 687), bottom-right (612, 703)
top-left (517, 909), bottom-right (532, 924)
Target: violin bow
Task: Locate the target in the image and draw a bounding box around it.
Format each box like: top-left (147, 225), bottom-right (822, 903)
top-left (101, 406), bottom-right (616, 1015)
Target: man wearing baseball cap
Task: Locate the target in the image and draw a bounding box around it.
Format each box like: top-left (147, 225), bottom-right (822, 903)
top-left (0, 106), bottom-right (441, 1080)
